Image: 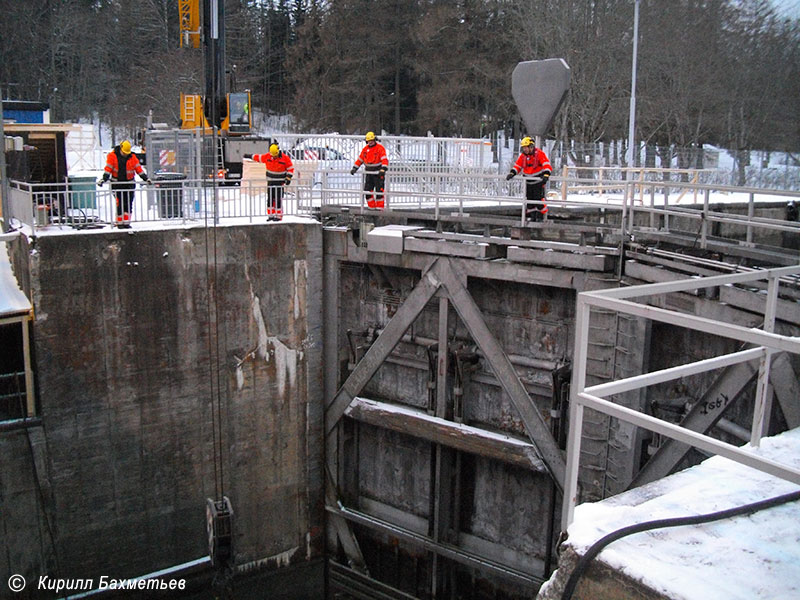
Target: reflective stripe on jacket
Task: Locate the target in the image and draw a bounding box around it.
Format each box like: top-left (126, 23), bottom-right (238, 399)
top-left (104, 147), bottom-right (145, 181)
top-left (252, 152), bottom-right (295, 183)
top-left (354, 143), bottom-right (389, 174)
top-left (512, 148), bottom-right (552, 179)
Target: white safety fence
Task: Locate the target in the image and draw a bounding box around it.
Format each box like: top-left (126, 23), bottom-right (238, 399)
top-left (563, 265), bottom-right (800, 531)
top-left (6, 173), bottom-right (800, 246)
top-left (6, 178), bottom-right (322, 229)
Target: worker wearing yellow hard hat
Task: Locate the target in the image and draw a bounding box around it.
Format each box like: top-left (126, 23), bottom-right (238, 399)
top-left (507, 136), bottom-right (552, 223)
top-left (98, 140), bottom-right (151, 228)
top-left (243, 142), bottom-right (294, 221)
top-left (350, 131), bottom-right (389, 209)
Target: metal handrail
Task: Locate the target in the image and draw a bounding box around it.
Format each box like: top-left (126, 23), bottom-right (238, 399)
top-left (6, 173), bottom-right (799, 246)
top-left (562, 264), bottom-right (800, 531)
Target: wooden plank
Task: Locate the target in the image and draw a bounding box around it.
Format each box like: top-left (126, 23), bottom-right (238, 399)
top-left (241, 158), bottom-right (267, 183)
top-left (409, 230), bottom-right (618, 255)
top-left (345, 397), bottom-right (546, 472)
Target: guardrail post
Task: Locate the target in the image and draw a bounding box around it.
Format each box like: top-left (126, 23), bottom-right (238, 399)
top-left (620, 181), bottom-right (629, 240)
top-left (649, 183), bottom-right (656, 229)
top-left (701, 188), bottom-right (710, 249)
top-left (562, 298), bottom-right (590, 531)
top-left (627, 180), bottom-right (636, 235)
top-left (752, 274), bottom-right (778, 447)
top-left (321, 171), bottom-right (329, 209)
top-left (561, 165), bottom-right (568, 202)
top-left (746, 192), bottom-right (755, 245)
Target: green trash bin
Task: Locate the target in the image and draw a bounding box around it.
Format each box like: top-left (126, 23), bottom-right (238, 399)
top-left (68, 176), bottom-right (97, 209)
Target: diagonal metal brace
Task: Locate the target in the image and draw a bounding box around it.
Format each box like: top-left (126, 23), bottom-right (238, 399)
top-left (325, 258), bottom-right (443, 434)
top-left (432, 259), bottom-right (566, 490)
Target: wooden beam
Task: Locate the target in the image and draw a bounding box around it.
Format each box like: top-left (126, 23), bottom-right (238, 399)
top-left (345, 397), bottom-right (546, 472)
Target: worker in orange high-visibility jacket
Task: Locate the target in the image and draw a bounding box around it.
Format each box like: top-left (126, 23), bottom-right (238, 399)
top-left (506, 137), bottom-right (552, 222)
top-left (244, 143), bottom-right (294, 221)
top-left (350, 131), bottom-right (389, 209)
top-left (97, 140), bottom-right (151, 228)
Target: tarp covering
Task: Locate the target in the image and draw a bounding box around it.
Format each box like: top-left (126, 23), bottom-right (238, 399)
top-left (0, 238), bottom-right (31, 319)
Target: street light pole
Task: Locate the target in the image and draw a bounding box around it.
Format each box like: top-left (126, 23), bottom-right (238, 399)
top-left (627, 0), bottom-right (641, 170)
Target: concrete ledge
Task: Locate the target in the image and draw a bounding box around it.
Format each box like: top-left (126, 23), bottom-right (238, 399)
top-left (508, 246), bottom-right (615, 271)
top-left (404, 236), bottom-right (501, 258)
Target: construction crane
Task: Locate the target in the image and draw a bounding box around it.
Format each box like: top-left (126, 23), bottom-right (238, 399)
top-left (177, 0), bottom-right (265, 183)
top-left (178, 0), bottom-right (250, 133)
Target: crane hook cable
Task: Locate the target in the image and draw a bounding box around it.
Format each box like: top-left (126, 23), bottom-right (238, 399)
top-left (203, 124), bottom-right (225, 501)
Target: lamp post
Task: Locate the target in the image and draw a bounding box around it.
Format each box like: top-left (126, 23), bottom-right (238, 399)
top-left (0, 101), bottom-right (8, 232)
top-left (627, 0), bottom-right (641, 170)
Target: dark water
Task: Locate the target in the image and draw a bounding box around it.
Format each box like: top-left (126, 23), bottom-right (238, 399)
top-left (177, 561), bottom-right (325, 600)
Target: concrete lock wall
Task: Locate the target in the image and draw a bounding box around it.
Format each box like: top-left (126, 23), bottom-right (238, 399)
top-left (0, 225), bottom-right (324, 596)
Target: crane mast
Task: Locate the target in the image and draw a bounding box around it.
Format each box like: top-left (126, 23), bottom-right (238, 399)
top-left (179, 0), bottom-right (249, 133)
top-left (203, 0), bottom-right (227, 129)
top-left (175, 0), bottom-right (259, 184)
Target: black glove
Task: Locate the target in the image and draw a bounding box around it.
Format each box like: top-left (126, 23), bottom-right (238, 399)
top-left (541, 170), bottom-right (551, 181)
top-left (350, 166), bottom-right (357, 175)
top-left (379, 167), bottom-right (387, 176)
top-left (284, 176), bottom-right (292, 186)
top-left (506, 171), bottom-right (515, 181)
top-left (97, 178), bottom-right (105, 187)
top-left (243, 153), bottom-right (252, 160)
top-left (141, 175), bottom-right (152, 184)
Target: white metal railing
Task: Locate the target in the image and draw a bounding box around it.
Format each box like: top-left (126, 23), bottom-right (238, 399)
top-left (562, 265), bottom-right (800, 531)
top-left (272, 133), bottom-right (496, 175)
top-left (6, 173), bottom-right (800, 245)
top-left (6, 178), bottom-right (320, 230)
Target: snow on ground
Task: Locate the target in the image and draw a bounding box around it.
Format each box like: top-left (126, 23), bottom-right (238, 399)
top-left (543, 428), bottom-right (800, 600)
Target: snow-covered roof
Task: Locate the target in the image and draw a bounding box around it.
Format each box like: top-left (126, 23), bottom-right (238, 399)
top-left (542, 427), bottom-right (800, 600)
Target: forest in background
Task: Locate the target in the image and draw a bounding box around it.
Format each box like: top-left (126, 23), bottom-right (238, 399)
top-left (1, 0), bottom-right (799, 168)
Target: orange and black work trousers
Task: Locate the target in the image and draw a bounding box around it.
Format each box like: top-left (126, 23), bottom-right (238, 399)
top-left (524, 179), bottom-right (547, 222)
top-left (268, 181), bottom-right (285, 214)
top-left (112, 180), bottom-right (136, 218)
top-left (364, 172), bottom-right (385, 208)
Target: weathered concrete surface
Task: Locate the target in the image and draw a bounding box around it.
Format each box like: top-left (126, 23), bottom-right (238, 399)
top-left (0, 223), bottom-right (323, 597)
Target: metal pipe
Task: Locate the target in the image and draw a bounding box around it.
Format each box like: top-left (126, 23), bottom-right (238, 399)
top-left (393, 331), bottom-right (559, 372)
top-left (714, 417), bottom-right (750, 442)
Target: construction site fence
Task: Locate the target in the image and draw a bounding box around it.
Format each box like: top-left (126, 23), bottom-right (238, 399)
top-left (145, 130), bottom-right (498, 182)
top-left (544, 140), bottom-right (800, 191)
top-left (145, 130), bottom-right (799, 191)
top-left (6, 173), bottom-right (799, 252)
